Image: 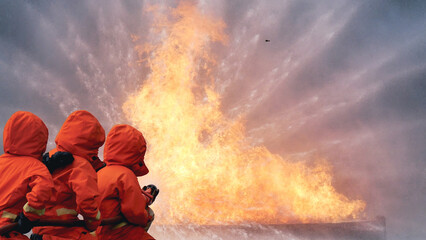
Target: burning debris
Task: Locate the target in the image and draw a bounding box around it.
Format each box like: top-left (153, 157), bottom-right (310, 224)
top-left (123, 1), bottom-right (365, 226)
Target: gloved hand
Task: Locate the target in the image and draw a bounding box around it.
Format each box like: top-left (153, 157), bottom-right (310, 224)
top-left (15, 212), bottom-right (33, 234)
top-left (142, 184), bottom-right (159, 205)
top-left (84, 218), bottom-right (101, 232)
top-left (84, 211), bottom-right (101, 232)
top-left (42, 151), bottom-right (74, 173)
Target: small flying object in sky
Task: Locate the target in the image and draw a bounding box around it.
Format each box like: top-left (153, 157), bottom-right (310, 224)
top-left (265, 39), bottom-right (270, 42)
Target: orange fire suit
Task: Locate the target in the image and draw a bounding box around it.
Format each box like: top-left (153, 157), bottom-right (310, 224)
top-left (0, 111), bottom-right (54, 239)
top-left (32, 110), bottom-right (105, 240)
top-left (97, 124), bottom-right (154, 240)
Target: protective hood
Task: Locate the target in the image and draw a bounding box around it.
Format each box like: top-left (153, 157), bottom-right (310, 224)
top-left (3, 111), bottom-right (48, 159)
top-left (104, 124), bottom-right (149, 176)
top-left (55, 110), bottom-right (105, 161)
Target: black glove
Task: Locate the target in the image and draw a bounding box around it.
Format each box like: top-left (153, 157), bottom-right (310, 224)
top-left (91, 156), bottom-right (106, 172)
top-left (142, 184), bottom-right (160, 204)
top-left (42, 151), bottom-right (74, 173)
top-left (15, 212), bottom-right (33, 234)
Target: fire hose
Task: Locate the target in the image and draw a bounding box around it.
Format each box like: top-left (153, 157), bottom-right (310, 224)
top-left (0, 216), bottom-right (123, 236)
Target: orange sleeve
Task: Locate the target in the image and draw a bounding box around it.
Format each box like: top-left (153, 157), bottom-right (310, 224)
top-left (69, 163), bottom-right (100, 220)
top-left (118, 171), bottom-right (150, 226)
top-left (24, 161), bottom-right (54, 221)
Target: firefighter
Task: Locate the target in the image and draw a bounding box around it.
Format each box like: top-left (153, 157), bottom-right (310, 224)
top-left (32, 110), bottom-right (105, 240)
top-left (0, 111), bottom-right (54, 239)
top-left (96, 124), bottom-right (156, 240)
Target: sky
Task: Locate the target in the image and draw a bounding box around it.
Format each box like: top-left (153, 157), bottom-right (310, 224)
top-left (0, 0), bottom-right (425, 239)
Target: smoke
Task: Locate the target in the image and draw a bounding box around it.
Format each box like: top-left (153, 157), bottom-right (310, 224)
top-left (0, 0), bottom-right (425, 239)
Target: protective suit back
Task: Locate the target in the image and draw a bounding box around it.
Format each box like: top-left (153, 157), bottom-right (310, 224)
top-left (97, 124), bottom-right (154, 240)
top-left (0, 111), bottom-right (53, 239)
top-left (32, 110), bottom-right (105, 240)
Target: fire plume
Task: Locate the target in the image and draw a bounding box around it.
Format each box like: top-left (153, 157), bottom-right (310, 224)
top-left (123, 1), bottom-right (365, 224)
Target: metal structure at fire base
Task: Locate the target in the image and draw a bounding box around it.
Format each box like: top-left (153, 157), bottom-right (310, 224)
top-left (150, 216), bottom-right (386, 240)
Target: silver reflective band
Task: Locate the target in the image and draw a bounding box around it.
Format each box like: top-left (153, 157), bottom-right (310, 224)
top-left (112, 222), bottom-right (128, 230)
top-left (23, 202), bottom-right (45, 216)
top-left (1, 211), bottom-right (17, 220)
top-left (95, 210), bottom-right (101, 220)
top-left (87, 210), bottom-right (101, 222)
top-left (56, 208), bottom-right (78, 216)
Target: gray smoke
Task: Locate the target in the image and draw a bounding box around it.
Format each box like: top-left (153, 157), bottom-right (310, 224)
top-left (0, 0), bottom-right (425, 239)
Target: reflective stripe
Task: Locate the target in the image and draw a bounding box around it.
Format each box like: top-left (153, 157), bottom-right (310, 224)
top-left (95, 210), bottom-right (101, 221)
top-left (89, 231), bottom-right (97, 236)
top-left (86, 210), bottom-right (101, 222)
top-left (23, 202), bottom-right (45, 216)
top-left (1, 211), bottom-right (17, 220)
top-left (112, 221), bottom-right (128, 230)
top-left (56, 208), bottom-right (78, 216)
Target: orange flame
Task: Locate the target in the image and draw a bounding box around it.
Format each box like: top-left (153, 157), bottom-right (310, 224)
top-left (123, 1), bottom-right (365, 225)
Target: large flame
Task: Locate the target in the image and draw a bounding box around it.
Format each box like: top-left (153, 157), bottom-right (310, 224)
top-left (123, 1), bottom-right (365, 225)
